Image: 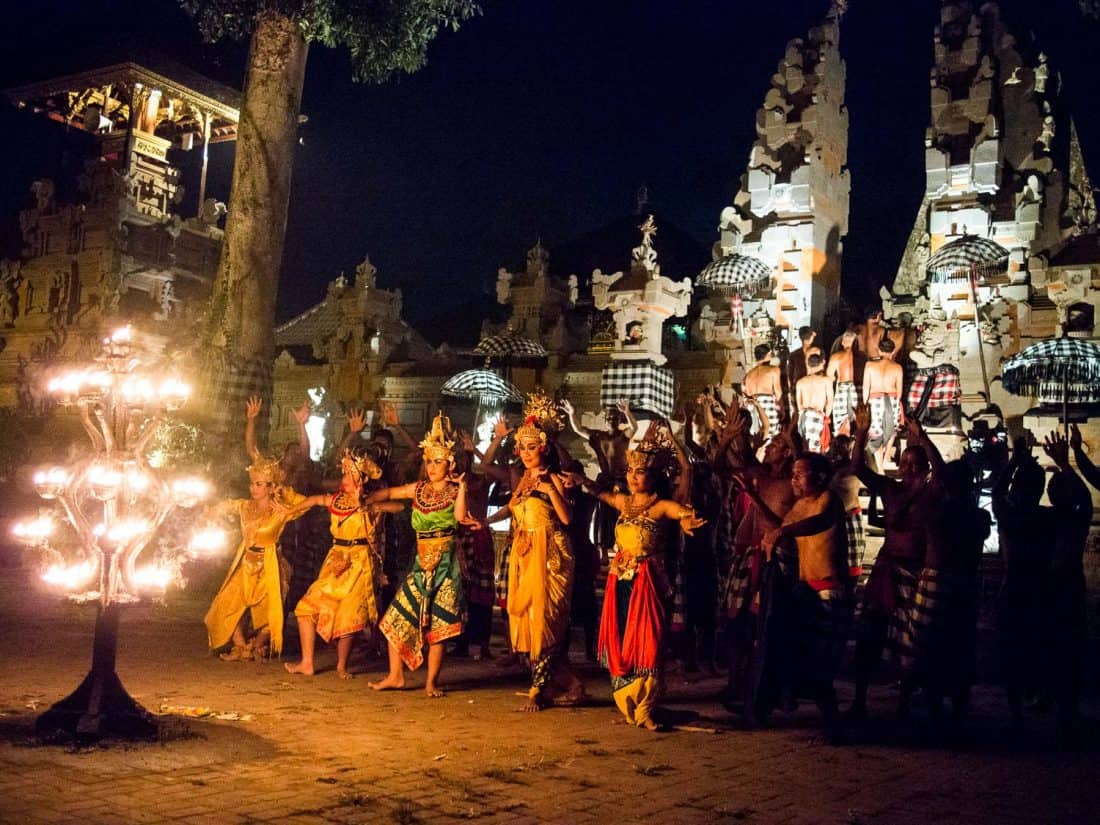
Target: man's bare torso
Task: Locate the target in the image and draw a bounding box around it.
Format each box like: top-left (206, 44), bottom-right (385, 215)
top-left (797, 374), bottom-right (832, 413)
top-left (744, 364), bottom-right (780, 399)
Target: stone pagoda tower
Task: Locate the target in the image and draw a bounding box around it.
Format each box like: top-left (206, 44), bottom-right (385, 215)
top-left (888, 0), bottom-right (1099, 420)
top-left (1, 59), bottom-right (239, 408)
top-left (719, 0), bottom-right (850, 337)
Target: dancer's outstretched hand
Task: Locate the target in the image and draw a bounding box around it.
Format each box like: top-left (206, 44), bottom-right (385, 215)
top-left (1043, 431), bottom-right (1070, 469)
top-left (346, 407), bottom-right (366, 433)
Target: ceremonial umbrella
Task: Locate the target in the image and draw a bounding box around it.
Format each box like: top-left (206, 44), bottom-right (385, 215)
top-left (924, 235), bottom-right (1011, 400)
top-left (696, 253), bottom-right (773, 296)
top-left (473, 330), bottom-right (549, 362)
top-left (440, 368), bottom-right (523, 433)
top-left (925, 235), bottom-right (1010, 284)
top-left (1000, 336), bottom-right (1100, 437)
top-left (440, 369), bottom-right (524, 404)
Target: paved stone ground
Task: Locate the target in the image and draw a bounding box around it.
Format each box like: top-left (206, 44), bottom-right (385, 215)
top-left (0, 569), bottom-right (1097, 825)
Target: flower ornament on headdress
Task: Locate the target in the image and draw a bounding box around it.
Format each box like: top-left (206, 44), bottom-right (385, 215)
top-left (419, 411), bottom-right (456, 466)
top-left (515, 388), bottom-right (563, 448)
top-left (247, 455), bottom-right (285, 486)
top-left (341, 447), bottom-right (382, 484)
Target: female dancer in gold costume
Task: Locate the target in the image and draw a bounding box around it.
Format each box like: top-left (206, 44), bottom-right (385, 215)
top-left (204, 455), bottom-right (307, 661)
top-left (505, 390), bottom-right (585, 711)
top-left (368, 412), bottom-right (468, 697)
top-left (588, 441), bottom-right (705, 729)
top-left (284, 447), bottom-right (403, 679)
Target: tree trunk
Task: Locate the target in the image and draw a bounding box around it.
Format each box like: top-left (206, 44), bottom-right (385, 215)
top-left (212, 10), bottom-right (309, 365)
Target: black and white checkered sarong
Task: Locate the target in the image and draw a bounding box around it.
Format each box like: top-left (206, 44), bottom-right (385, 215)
top-left (869, 394), bottom-right (899, 444)
top-left (751, 393), bottom-right (780, 441)
top-left (832, 381), bottom-right (860, 436)
top-left (798, 408), bottom-right (826, 453)
top-left (844, 508), bottom-right (865, 578)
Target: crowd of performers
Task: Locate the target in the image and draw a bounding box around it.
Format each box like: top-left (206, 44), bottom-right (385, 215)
top-left (200, 329), bottom-right (1092, 743)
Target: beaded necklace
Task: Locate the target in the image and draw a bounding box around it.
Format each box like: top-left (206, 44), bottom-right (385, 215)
top-left (330, 491), bottom-right (358, 515)
top-left (415, 480), bottom-right (456, 513)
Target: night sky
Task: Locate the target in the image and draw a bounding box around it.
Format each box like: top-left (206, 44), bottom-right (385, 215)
top-left (1, 0), bottom-right (1097, 344)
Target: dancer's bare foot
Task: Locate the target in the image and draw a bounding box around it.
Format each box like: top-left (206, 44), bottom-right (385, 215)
top-left (425, 685), bottom-right (445, 698)
top-left (284, 661), bottom-right (314, 676)
top-left (520, 691), bottom-right (545, 712)
top-left (640, 718), bottom-right (660, 731)
top-left (368, 674), bottom-right (406, 691)
top-left (337, 669), bottom-right (354, 681)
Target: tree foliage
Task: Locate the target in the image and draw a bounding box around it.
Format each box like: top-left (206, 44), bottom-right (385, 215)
top-left (1080, 0), bottom-right (1100, 19)
top-left (180, 0), bottom-right (481, 82)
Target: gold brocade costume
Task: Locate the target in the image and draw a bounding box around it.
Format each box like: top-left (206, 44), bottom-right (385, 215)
top-left (507, 490), bottom-right (574, 660)
top-left (293, 498), bottom-right (381, 642)
top-left (203, 489), bottom-right (306, 657)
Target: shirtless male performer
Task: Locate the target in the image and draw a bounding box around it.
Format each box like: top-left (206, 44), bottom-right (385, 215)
top-left (561, 398), bottom-right (635, 553)
top-left (796, 352), bottom-right (833, 454)
top-left (862, 335), bottom-right (904, 470)
top-left (747, 452), bottom-right (852, 742)
top-left (743, 343), bottom-right (783, 444)
top-left (827, 330), bottom-right (860, 437)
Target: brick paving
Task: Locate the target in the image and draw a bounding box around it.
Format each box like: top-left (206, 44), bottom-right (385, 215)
top-left (0, 569), bottom-right (1096, 824)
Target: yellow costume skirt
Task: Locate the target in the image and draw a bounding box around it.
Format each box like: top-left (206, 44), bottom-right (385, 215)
top-left (204, 546), bottom-right (289, 655)
top-left (612, 674), bottom-right (662, 728)
top-left (294, 544), bottom-right (378, 642)
top-left (507, 526), bottom-right (574, 661)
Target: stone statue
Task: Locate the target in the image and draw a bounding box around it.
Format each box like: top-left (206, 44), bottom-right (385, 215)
top-left (910, 310), bottom-right (961, 368)
top-left (496, 268), bottom-right (513, 304)
top-left (567, 274), bottom-right (578, 306)
top-left (695, 303), bottom-right (716, 345)
top-left (1038, 116), bottom-right (1055, 153)
top-left (1034, 52), bottom-right (1049, 94)
top-left (30, 179), bottom-right (56, 214)
top-left (195, 198), bottom-right (227, 229)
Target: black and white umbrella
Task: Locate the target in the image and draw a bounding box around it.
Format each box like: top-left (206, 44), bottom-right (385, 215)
top-left (440, 369), bottom-right (524, 404)
top-left (1001, 336), bottom-right (1100, 435)
top-left (925, 235), bottom-right (1011, 399)
top-left (696, 253), bottom-right (773, 296)
top-left (925, 236), bottom-right (1009, 284)
top-left (474, 330), bottom-right (548, 360)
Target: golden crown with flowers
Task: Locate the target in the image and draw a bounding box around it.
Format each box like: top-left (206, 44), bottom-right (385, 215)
top-left (515, 388), bottom-right (564, 448)
top-left (247, 454), bottom-right (285, 485)
top-left (419, 411), bottom-right (456, 465)
top-left (341, 448), bottom-right (383, 483)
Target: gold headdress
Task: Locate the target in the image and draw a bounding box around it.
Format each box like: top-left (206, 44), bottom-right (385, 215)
top-left (515, 388), bottom-right (563, 447)
top-left (419, 411), bottom-right (456, 465)
top-left (341, 448), bottom-right (382, 483)
top-left (247, 455), bottom-right (285, 485)
top-left (626, 443), bottom-right (663, 472)
top-left (626, 423), bottom-right (677, 477)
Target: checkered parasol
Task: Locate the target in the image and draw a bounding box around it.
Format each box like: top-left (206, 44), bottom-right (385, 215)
top-left (1000, 337), bottom-right (1100, 397)
top-left (474, 331), bottom-right (548, 360)
top-left (696, 253), bottom-right (773, 296)
top-left (440, 369), bottom-right (524, 404)
top-left (925, 236), bottom-right (1009, 284)
top-left (601, 360), bottom-right (675, 417)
